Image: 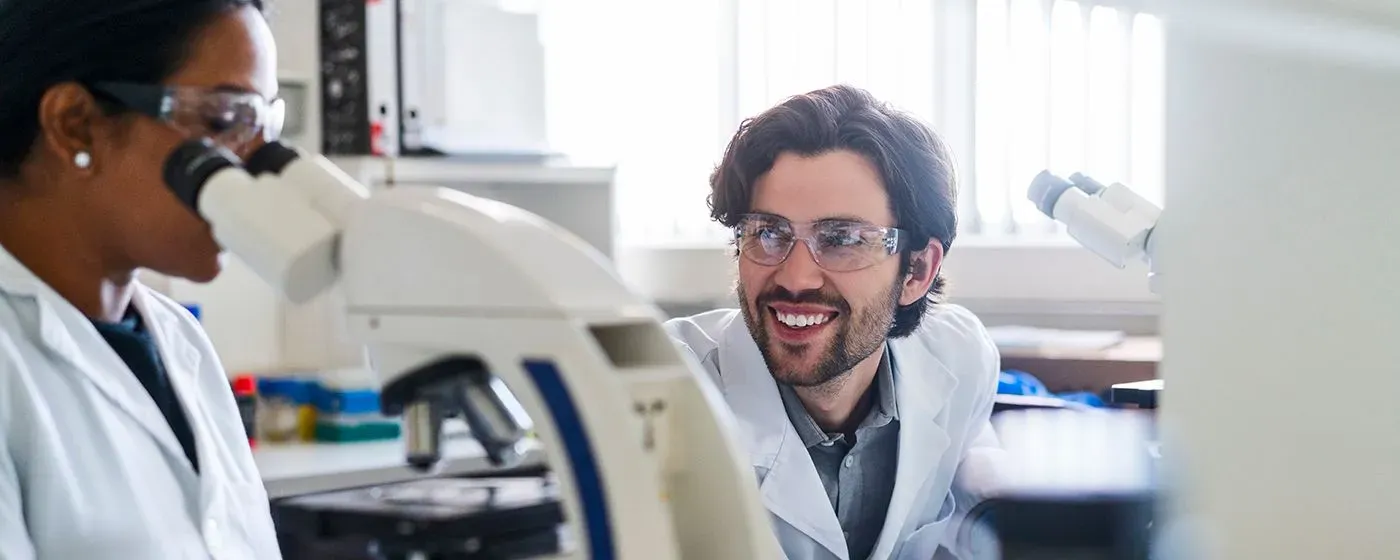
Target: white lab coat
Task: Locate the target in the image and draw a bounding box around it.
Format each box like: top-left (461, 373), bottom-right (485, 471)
top-left (665, 304), bottom-right (1004, 560)
top-left (0, 245), bottom-right (281, 559)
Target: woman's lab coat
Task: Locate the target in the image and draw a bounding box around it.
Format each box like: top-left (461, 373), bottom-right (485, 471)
top-left (0, 246), bottom-right (281, 559)
top-left (665, 304), bottom-right (1004, 560)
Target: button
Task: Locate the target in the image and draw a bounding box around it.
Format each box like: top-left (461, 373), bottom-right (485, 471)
top-left (843, 456), bottom-right (854, 468)
top-left (205, 519), bottom-right (222, 550)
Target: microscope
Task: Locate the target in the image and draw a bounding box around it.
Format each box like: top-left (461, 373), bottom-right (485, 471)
top-left (1027, 171), bottom-right (1164, 409)
top-left (1026, 171), bottom-right (1162, 293)
top-left (953, 171), bottom-right (1167, 560)
top-left (163, 139), bottom-right (784, 559)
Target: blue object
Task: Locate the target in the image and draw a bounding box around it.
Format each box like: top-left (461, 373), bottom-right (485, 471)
top-left (1058, 391), bottom-right (1106, 408)
top-left (523, 359), bottom-right (614, 560)
top-left (182, 303), bottom-right (201, 322)
top-left (998, 369), bottom-right (1050, 397)
top-left (998, 369), bottom-right (1108, 408)
top-left (311, 386), bottom-right (381, 415)
top-left (258, 378), bottom-right (316, 404)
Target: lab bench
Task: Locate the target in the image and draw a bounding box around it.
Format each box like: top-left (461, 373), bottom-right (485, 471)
top-left (999, 336), bottom-right (1161, 394)
top-left (256, 436), bottom-right (547, 499)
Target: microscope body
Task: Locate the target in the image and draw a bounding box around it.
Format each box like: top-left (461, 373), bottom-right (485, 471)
top-left (167, 141), bottom-right (783, 559)
top-left (339, 186), bottom-right (763, 559)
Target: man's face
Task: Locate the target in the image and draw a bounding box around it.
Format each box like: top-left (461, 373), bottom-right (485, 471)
top-left (737, 150), bottom-right (906, 387)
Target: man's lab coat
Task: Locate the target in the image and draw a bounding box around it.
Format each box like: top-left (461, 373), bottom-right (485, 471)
top-left (665, 304), bottom-right (1004, 559)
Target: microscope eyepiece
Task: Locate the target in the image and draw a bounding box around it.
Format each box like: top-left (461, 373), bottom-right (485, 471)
top-left (243, 140), bottom-right (301, 177)
top-left (163, 138), bottom-right (241, 213)
top-left (1028, 170), bottom-right (1076, 218)
top-left (1069, 172), bottom-right (1108, 195)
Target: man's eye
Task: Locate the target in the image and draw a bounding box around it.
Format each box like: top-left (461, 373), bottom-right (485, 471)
top-left (756, 227), bottom-right (786, 239)
top-left (819, 229), bottom-right (864, 247)
top-left (204, 117), bottom-right (237, 133)
top-left (828, 236), bottom-right (863, 247)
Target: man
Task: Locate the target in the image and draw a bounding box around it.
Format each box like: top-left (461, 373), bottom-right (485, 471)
top-left (665, 85), bottom-right (1004, 560)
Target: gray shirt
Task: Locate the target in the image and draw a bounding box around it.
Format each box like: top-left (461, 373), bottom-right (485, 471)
top-left (778, 348), bottom-right (900, 560)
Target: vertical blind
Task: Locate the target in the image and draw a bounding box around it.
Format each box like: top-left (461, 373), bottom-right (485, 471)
top-left (539, 0), bottom-right (1164, 245)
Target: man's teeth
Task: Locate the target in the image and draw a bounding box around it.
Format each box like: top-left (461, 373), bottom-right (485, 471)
top-left (776, 312), bottom-right (831, 328)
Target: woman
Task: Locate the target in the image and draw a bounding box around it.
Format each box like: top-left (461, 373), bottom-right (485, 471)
top-left (0, 0), bottom-right (284, 557)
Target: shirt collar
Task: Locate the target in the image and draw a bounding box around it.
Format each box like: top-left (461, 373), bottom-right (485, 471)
top-left (780, 344), bottom-right (899, 449)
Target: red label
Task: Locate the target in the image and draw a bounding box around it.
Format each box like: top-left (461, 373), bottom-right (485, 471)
top-left (370, 121), bottom-right (385, 156)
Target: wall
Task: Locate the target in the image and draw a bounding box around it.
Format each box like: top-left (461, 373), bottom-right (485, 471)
top-left (163, 257), bottom-right (284, 375)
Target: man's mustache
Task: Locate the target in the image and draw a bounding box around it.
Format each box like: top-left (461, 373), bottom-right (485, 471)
top-left (756, 286), bottom-right (850, 314)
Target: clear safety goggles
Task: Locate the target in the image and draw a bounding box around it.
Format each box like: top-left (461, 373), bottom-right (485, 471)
top-left (88, 81), bottom-right (286, 149)
top-left (733, 213), bottom-right (908, 273)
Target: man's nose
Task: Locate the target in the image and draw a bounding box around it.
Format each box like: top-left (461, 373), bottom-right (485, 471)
top-left (773, 240), bottom-right (825, 293)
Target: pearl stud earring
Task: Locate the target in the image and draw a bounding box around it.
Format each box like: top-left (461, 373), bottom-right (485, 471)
top-left (74, 151), bottom-right (92, 169)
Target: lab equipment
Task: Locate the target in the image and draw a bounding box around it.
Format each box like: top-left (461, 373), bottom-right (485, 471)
top-left (233, 374), bottom-right (260, 448)
top-left (312, 381), bottom-right (401, 443)
top-left (276, 475), bottom-right (565, 560)
top-left (961, 172), bottom-right (1169, 557)
top-left (319, 0), bottom-right (398, 155)
top-left (972, 407), bottom-right (1158, 560)
top-left (162, 138), bottom-right (782, 559)
top-left (1027, 171), bottom-right (1162, 294)
top-left (318, 0), bottom-right (550, 158)
top-left (257, 376), bottom-right (319, 442)
top-left (1109, 380), bottom-right (1162, 410)
top-left (1027, 173), bottom-right (1168, 409)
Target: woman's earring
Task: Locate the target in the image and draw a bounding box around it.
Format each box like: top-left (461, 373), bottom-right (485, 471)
top-left (74, 151), bottom-right (92, 170)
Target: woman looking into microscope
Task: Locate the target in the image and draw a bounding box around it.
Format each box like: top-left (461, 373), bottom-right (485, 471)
top-left (0, 0), bottom-right (285, 557)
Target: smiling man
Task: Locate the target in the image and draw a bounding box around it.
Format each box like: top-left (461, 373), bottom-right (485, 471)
top-left (665, 85), bottom-right (1003, 560)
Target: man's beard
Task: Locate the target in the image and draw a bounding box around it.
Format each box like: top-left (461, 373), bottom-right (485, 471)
top-left (738, 279), bottom-right (902, 389)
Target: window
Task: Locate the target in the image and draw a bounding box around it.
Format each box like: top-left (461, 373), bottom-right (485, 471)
top-left (540, 0), bottom-right (1164, 246)
top-left (974, 0), bottom-right (1164, 237)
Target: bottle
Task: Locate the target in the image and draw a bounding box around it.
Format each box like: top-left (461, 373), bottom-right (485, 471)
top-left (232, 374), bottom-right (258, 449)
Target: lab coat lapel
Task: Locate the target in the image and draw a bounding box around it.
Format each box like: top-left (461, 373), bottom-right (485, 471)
top-left (719, 319), bottom-right (850, 560)
top-left (869, 338), bottom-right (956, 560)
top-left (36, 294), bottom-right (196, 472)
top-left (0, 247), bottom-right (195, 474)
top-left (130, 288), bottom-right (210, 461)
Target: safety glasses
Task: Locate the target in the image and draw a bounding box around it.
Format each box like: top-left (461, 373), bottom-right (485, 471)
top-left (733, 213), bottom-right (908, 272)
top-left (88, 81), bottom-right (286, 149)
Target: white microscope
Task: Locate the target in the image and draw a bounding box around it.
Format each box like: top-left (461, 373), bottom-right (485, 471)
top-left (161, 138), bottom-right (784, 559)
top-left (941, 171), bottom-right (1169, 559)
top-left (1027, 171), bottom-right (1164, 408)
top-left (1026, 171), bottom-right (1162, 295)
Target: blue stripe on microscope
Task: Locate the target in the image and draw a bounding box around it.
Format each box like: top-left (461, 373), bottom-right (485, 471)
top-left (523, 360), bottom-right (616, 560)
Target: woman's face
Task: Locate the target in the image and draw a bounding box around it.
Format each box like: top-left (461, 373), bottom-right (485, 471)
top-left (86, 6), bottom-right (279, 282)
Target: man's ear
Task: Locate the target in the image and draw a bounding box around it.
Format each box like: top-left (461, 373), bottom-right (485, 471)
top-left (899, 240), bottom-right (944, 306)
top-left (36, 82), bottom-right (102, 174)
